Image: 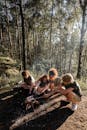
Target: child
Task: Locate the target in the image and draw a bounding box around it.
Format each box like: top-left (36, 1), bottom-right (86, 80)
top-left (34, 74), bottom-right (49, 95)
top-left (54, 73), bottom-right (82, 111)
top-left (25, 74), bottom-right (49, 110)
top-left (48, 68), bottom-right (58, 90)
top-left (21, 70), bottom-right (35, 97)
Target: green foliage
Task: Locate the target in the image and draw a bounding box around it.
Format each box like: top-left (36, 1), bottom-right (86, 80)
top-left (0, 0), bottom-right (87, 88)
top-left (0, 56), bottom-right (20, 88)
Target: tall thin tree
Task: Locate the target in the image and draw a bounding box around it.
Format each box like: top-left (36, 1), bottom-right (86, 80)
top-left (19, 0), bottom-right (26, 70)
top-left (77, 0), bottom-right (87, 78)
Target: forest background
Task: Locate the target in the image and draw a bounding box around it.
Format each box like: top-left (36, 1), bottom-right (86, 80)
top-left (0, 0), bottom-right (87, 93)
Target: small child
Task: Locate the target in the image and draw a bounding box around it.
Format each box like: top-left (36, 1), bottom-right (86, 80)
top-left (34, 74), bottom-right (49, 96)
top-left (21, 70), bottom-right (35, 97)
top-left (25, 74), bottom-right (49, 110)
top-left (48, 68), bottom-right (58, 90)
top-left (54, 73), bottom-right (82, 111)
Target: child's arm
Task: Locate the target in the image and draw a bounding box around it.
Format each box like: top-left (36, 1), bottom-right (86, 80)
top-left (33, 81), bottom-right (40, 94)
top-left (41, 84), bottom-right (50, 93)
top-left (37, 84), bottom-right (49, 94)
top-left (58, 86), bottom-right (74, 95)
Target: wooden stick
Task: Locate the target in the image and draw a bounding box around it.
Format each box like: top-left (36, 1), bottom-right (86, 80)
top-left (10, 95), bottom-right (65, 130)
top-left (25, 90), bottom-right (61, 110)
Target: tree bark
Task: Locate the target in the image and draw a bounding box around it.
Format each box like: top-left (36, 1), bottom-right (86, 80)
top-left (5, 0), bottom-right (13, 57)
top-left (19, 0), bottom-right (26, 70)
top-left (49, 0), bottom-right (53, 67)
top-left (77, 0), bottom-right (87, 78)
top-left (10, 94), bottom-right (65, 130)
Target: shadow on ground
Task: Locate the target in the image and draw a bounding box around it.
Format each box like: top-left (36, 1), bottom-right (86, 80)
top-left (15, 102), bottom-right (74, 130)
top-left (0, 91), bottom-right (74, 130)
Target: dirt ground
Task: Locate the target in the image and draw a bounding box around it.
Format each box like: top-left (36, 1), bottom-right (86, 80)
top-left (0, 91), bottom-right (87, 130)
top-left (57, 96), bottom-right (87, 130)
top-left (16, 95), bottom-right (87, 130)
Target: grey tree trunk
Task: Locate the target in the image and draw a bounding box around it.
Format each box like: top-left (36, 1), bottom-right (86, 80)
top-left (19, 0), bottom-right (26, 70)
top-left (5, 0), bottom-right (13, 57)
top-left (77, 0), bottom-right (87, 78)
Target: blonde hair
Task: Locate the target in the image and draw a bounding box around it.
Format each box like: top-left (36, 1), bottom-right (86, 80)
top-left (62, 73), bottom-right (74, 84)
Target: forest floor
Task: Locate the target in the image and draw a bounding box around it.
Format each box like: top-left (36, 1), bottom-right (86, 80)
top-left (0, 90), bottom-right (87, 130)
top-left (56, 95), bottom-right (87, 130)
top-left (29, 94), bottom-right (87, 130)
top-left (0, 56), bottom-right (87, 130)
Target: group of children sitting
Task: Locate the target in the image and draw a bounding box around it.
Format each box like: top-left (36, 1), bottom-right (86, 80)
top-left (19, 68), bottom-right (82, 111)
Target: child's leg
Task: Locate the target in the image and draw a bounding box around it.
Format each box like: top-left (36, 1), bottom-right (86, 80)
top-left (65, 92), bottom-right (81, 111)
top-left (66, 92), bottom-right (81, 104)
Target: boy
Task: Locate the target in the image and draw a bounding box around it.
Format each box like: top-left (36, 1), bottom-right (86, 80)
top-left (55, 73), bottom-right (82, 111)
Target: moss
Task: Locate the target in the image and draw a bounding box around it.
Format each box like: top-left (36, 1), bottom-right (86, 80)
top-left (0, 56), bottom-right (16, 66)
top-left (0, 76), bottom-right (10, 87)
top-left (0, 56), bottom-right (21, 88)
top-left (5, 68), bottom-right (19, 77)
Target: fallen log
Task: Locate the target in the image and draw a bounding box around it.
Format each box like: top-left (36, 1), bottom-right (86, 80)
top-left (10, 95), bottom-right (65, 130)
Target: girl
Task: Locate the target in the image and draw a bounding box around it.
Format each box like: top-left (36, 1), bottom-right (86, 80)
top-left (21, 70), bottom-right (35, 97)
top-left (25, 74), bottom-right (49, 110)
top-left (48, 68), bottom-right (58, 90)
top-left (34, 74), bottom-right (49, 96)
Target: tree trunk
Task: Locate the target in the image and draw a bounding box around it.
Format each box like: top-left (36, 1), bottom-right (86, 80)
top-left (19, 0), bottom-right (26, 70)
top-left (10, 94), bottom-right (64, 130)
top-left (0, 23), bottom-right (3, 43)
top-left (15, 2), bottom-right (20, 60)
top-left (68, 51), bottom-right (73, 73)
top-left (77, 2), bottom-right (86, 78)
top-left (5, 0), bottom-right (13, 57)
top-left (49, 0), bottom-right (53, 67)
